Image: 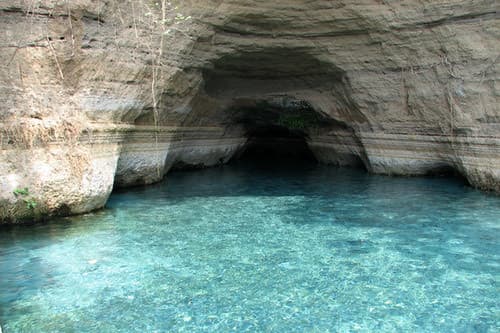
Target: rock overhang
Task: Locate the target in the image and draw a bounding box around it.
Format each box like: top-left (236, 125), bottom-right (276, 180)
top-left (0, 0), bottom-right (499, 222)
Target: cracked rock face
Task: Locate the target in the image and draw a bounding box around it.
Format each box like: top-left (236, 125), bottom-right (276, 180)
top-left (0, 0), bottom-right (498, 222)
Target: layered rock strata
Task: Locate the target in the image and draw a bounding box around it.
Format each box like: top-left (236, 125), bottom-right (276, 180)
top-left (0, 0), bottom-right (498, 222)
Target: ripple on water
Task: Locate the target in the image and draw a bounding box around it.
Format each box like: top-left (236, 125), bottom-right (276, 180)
top-left (0, 163), bottom-right (499, 332)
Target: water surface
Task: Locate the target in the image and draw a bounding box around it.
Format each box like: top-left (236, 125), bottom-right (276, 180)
top-left (1, 162), bottom-right (499, 332)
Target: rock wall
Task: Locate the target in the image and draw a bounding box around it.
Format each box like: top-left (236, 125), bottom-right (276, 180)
top-left (0, 0), bottom-right (498, 222)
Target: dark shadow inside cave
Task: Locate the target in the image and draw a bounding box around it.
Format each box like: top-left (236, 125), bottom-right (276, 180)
top-left (196, 48), bottom-right (369, 169)
top-left (226, 99), bottom-right (329, 166)
top-left (234, 124), bottom-right (317, 164)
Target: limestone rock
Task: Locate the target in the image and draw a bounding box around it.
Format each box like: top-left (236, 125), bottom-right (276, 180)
top-left (0, 0), bottom-right (498, 222)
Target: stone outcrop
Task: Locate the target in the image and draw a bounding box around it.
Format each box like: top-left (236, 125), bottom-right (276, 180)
top-left (0, 0), bottom-right (498, 222)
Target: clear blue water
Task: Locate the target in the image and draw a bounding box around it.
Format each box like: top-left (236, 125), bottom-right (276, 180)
top-left (0, 162), bottom-right (499, 332)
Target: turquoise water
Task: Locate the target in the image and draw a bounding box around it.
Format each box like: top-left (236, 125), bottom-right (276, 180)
top-left (1, 162), bottom-right (499, 332)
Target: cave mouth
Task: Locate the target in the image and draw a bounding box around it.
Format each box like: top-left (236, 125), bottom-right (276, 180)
top-left (225, 98), bottom-right (333, 166)
top-left (235, 124), bottom-right (318, 165)
top-left (197, 48), bottom-right (369, 170)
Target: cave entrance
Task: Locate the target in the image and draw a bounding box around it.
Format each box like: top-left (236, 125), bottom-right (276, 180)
top-left (237, 124), bottom-right (317, 163)
top-left (194, 48), bottom-right (369, 169)
top-left (226, 98), bottom-right (332, 165)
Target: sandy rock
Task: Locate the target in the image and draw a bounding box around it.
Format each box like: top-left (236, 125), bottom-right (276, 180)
top-left (0, 0), bottom-right (498, 222)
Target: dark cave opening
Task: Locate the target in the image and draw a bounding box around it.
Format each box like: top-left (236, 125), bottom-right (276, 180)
top-left (235, 124), bottom-right (318, 164)
top-left (196, 48), bottom-right (368, 169)
top-left (218, 95), bottom-right (373, 170)
top-left (224, 98), bottom-right (329, 165)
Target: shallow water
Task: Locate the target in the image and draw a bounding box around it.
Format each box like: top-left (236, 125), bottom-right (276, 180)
top-left (1, 162), bottom-right (499, 332)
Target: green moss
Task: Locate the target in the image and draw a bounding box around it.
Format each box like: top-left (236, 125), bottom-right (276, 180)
top-left (277, 112), bottom-right (325, 131)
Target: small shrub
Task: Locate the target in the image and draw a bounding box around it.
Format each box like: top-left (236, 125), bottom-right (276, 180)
top-left (13, 187), bottom-right (38, 210)
top-left (13, 187), bottom-right (29, 197)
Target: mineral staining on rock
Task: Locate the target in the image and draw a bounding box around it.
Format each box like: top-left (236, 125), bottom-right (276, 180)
top-left (0, 0), bottom-right (498, 222)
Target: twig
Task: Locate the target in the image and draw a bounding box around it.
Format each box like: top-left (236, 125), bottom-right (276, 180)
top-left (46, 37), bottom-right (64, 80)
top-left (66, 0), bottom-right (75, 57)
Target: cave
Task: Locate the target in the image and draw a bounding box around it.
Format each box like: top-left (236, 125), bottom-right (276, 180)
top-left (1, 0), bottom-right (498, 221)
top-left (236, 124), bottom-right (317, 164)
top-left (1, 1), bottom-right (499, 330)
top-left (227, 99), bottom-right (325, 164)
top-left (191, 48), bottom-right (369, 169)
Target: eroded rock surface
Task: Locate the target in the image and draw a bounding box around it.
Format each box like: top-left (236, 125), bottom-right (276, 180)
top-left (1, 0), bottom-right (498, 222)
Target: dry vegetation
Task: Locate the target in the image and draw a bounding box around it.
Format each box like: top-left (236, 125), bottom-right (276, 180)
top-left (1, 0), bottom-right (190, 221)
top-left (2, 0), bottom-right (188, 148)
top-left (0, 117), bottom-right (86, 148)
